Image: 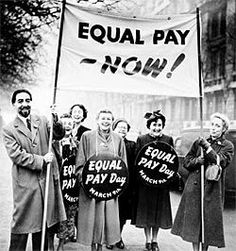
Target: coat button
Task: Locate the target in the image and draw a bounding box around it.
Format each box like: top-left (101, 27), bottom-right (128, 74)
top-left (194, 181), bottom-right (198, 185)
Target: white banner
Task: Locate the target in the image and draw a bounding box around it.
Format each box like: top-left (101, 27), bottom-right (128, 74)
top-left (58, 1), bottom-right (200, 97)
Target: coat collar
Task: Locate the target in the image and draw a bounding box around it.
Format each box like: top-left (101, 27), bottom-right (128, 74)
top-left (207, 135), bottom-right (225, 146)
top-left (14, 115), bottom-right (40, 142)
top-left (14, 116), bottom-right (31, 139)
top-left (31, 115), bottom-right (40, 143)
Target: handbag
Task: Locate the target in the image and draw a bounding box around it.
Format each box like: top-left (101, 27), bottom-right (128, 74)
top-left (205, 155), bottom-right (222, 181)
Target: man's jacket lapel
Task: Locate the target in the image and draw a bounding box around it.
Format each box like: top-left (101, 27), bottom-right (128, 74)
top-left (14, 116), bottom-right (32, 139)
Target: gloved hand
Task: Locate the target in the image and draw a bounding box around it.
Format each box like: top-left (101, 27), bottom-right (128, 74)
top-left (198, 137), bottom-right (211, 150)
top-left (50, 104), bottom-right (58, 122)
top-left (195, 156), bottom-right (204, 165)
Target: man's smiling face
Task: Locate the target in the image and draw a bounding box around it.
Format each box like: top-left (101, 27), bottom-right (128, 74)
top-left (14, 92), bottom-right (32, 118)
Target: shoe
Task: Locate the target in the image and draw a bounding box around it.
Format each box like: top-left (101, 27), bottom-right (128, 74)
top-left (70, 235), bottom-right (77, 242)
top-left (106, 245), bottom-right (113, 250)
top-left (145, 242), bottom-right (152, 251)
top-left (151, 242), bottom-right (159, 251)
top-left (97, 244), bottom-right (103, 251)
top-left (91, 243), bottom-right (96, 251)
top-left (116, 239), bottom-right (125, 249)
top-left (68, 226), bottom-right (77, 242)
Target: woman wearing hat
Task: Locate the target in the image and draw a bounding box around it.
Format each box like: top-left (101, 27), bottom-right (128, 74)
top-left (171, 113), bottom-right (234, 251)
top-left (132, 110), bottom-right (174, 251)
top-left (105, 118), bottom-right (136, 250)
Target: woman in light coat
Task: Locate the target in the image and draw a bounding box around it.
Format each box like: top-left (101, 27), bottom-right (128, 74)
top-left (171, 113), bottom-right (234, 250)
top-left (76, 109), bottom-right (127, 251)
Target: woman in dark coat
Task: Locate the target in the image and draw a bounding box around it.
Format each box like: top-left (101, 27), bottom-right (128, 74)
top-left (106, 118), bottom-right (136, 250)
top-left (69, 103), bottom-right (90, 240)
top-left (132, 110), bottom-right (174, 251)
top-left (171, 113), bottom-right (234, 251)
top-left (69, 104), bottom-right (90, 143)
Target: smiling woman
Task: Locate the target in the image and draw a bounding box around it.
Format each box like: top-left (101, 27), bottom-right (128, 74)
top-left (132, 109), bottom-right (174, 251)
top-left (75, 109), bottom-right (127, 251)
top-left (96, 109), bottom-right (114, 132)
top-left (69, 103), bottom-right (90, 146)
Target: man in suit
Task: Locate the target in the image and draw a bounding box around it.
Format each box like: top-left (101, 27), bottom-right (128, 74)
top-left (3, 89), bottom-right (66, 251)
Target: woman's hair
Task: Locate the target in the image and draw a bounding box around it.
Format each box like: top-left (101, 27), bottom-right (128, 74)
top-left (210, 112), bottom-right (230, 131)
top-left (69, 104), bottom-right (88, 122)
top-left (144, 110), bottom-right (166, 129)
top-left (96, 109), bottom-right (114, 121)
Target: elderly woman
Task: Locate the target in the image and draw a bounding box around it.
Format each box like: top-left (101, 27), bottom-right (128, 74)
top-left (132, 110), bottom-right (174, 251)
top-left (76, 110), bottom-right (127, 251)
top-left (105, 118), bottom-right (136, 250)
top-left (171, 113), bottom-right (234, 251)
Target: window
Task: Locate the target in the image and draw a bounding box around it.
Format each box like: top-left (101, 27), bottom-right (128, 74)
top-left (208, 7), bottom-right (226, 39)
top-left (209, 48), bottom-right (225, 79)
top-left (219, 48), bottom-right (225, 77)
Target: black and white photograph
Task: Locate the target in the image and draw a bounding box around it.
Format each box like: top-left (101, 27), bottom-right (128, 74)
top-left (0, 0), bottom-right (235, 250)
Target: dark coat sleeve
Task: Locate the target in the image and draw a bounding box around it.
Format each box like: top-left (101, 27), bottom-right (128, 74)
top-left (184, 138), bottom-right (234, 172)
top-left (204, 140), bottom-right (234, 169)
top-left (135, 136), bottom-right (143, 157)
top-left (183, 140), bottom-right (202, 172)
top-left (47, 114), bottom-right (65, 140)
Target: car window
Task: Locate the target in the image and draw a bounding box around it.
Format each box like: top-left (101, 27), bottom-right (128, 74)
top-left (175, 128), bottom-right (210, 156)
top-left (227, 130), bottom-right (236, 139)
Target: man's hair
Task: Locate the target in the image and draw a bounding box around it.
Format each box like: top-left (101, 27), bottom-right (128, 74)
top-left (69, 104), bottom-right (88, 122)
top-left (11, 89), bottom-right (32, 104)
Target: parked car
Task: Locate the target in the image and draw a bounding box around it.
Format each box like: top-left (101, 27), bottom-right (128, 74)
top-left (174, 127), bottom-right (236, 207)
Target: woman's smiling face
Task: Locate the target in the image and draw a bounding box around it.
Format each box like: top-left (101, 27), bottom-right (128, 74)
top-left (71, 106), bottom-right (84, 124)
top-left (97, 112), bottom-right (113, 132)
top-left (149, 118), bottom-right (163, 137)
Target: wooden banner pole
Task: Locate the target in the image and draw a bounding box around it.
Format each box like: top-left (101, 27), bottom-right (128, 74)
top-left (196, 7), bottom-right (205, 249)
top-left (40, 0), bottom-right (66, 250)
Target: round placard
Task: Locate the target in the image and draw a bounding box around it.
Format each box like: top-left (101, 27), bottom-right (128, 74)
top-left (82, 153), bottom-right (128, 201)
top-left (135, 141), bottom-right (178, 187)
top-left (60, 155), bottom-right (80, 205)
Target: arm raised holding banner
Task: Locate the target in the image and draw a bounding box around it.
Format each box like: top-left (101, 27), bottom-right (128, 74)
top-left (2, 89), bottom-right (66, 251)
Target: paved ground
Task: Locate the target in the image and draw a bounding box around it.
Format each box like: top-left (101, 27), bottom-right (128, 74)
top-left (0, 140), bottom-right (235, 251)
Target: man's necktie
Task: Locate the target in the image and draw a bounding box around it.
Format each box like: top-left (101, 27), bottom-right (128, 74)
top-left (26, 118), bottom-right (31, 131)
